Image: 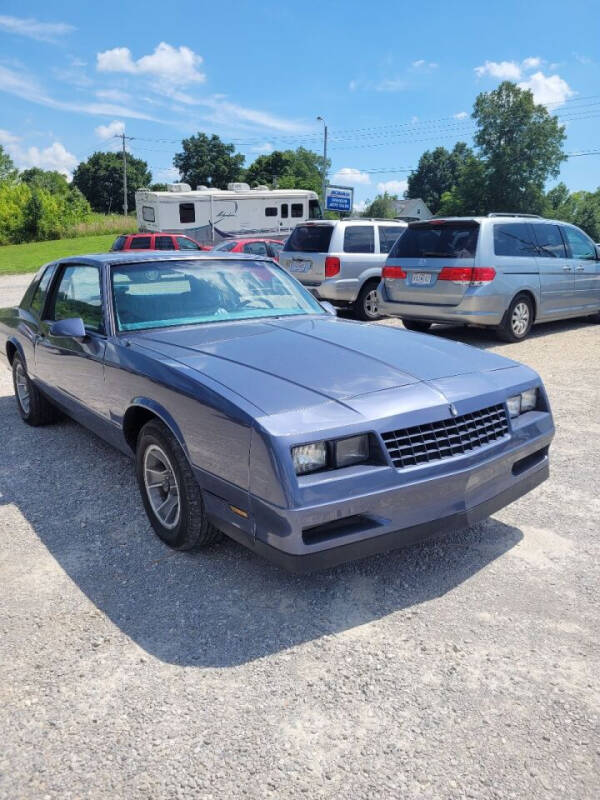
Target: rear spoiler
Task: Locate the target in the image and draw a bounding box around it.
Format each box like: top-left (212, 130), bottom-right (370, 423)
top-left (409, 219), bottom-right (479, 229)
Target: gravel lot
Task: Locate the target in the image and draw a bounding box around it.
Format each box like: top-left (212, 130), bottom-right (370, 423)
top-left (1, 273), bottom-right (599, 799)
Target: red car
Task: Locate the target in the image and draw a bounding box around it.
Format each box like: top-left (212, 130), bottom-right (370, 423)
top-left (211, 237), bottom-right (284, 260)
top-left (111, 233), bottom-right (210, 252)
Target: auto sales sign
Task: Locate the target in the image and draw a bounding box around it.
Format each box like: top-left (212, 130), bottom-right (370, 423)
top-left (325, 185), bottom-right (354, 213)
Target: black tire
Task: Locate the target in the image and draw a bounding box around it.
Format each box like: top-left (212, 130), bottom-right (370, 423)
top-left (402, 319), bottom-right (432, 333)
top-left (353, 281), bottom-right (383, 321)
top-left (135, 419), bottom-right (221, 551)
top-left (12, 354), bottom-right (59, 426)
top-left (496, 293), bottom-right (534, 343)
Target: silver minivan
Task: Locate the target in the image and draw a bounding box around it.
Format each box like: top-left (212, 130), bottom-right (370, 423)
top-left (280, 219), bottom-right (407, 319)
top-left (377, 214), bottom-right (600, 341)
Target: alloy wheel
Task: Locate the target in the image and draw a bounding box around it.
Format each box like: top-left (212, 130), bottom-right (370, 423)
top-left (511, 302), bottom-right (530, 337)
top-left (15, 362), bottom-right (30, 415)
top-left (364, 289), bottom-right (380, 319)
top-left (143, 444), bottom-right (181, 529)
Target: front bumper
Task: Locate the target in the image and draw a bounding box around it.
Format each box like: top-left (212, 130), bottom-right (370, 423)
top-left (208, 422), bottom-right (552, 572)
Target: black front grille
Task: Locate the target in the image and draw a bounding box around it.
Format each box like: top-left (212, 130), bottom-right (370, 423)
top-left (382, 403), bottom-right (509, 469)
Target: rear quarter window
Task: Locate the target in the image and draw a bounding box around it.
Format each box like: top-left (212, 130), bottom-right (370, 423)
top-left (378, 226), bottom-right (404, 254)
top-left (343, 226), bottom-right (374, 254)
top-left (493, 223), bottom-right (538, 257)
top-left (285, 225), bottom-right (334, 253)
top-left (390, 223), bottom-right (479, 259)
top-left (111, 236), bottom-right (126, 251)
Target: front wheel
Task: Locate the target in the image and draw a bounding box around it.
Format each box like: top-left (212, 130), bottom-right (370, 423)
top-left (402, 319), bottom-right (432, 333)
top-left (496, 294), bottom-right (534, 342)
top-left (354, 281), bottom-right (383, 321)
top-left (136, 420), bottom-right (221, 551)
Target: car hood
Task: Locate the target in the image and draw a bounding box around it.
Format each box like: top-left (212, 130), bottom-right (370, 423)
top-left (130, 316), bottom-right (518, 415)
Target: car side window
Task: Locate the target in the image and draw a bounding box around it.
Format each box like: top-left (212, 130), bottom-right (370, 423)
top-left (111, 236), bottom-right (126, 251)
top-left (129, 237), bottom-right (152, 249)
top-left (378, 226), bottom-right (403, 254)
top-left (532, 224), bottom-right (566, 258)
top-left (344, 226), bottom-right (375, 254)
top-left (244, 241), bottom-right (268, 256)
top-left (155, 236), bottom-right (175, 250)
top-left (50, 266), bottom-right (104, 334)
top-left (176, 236), bottom-right (200, 250)
top-left (29, 265), bottom-right (56, 317)
top-left (562, 226), bottom-right (596, 260)
top-left (269, 242), bottom-right (283, 259)
top-left (493, 223), bottom-right (538, 257)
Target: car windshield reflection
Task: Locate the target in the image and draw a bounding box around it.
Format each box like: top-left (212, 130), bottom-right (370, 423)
top-left (111, 258), bottom-right (325, 332)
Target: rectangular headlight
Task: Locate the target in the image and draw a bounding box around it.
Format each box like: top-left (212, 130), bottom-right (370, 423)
top-left (292, 442), bottom-right (327, 475)
top-left (520, 388), bottom-right (538, 413)
top-left (334, 435), bottom-right (369, 468)
top-left (507, 395), bottom-right (521, 418)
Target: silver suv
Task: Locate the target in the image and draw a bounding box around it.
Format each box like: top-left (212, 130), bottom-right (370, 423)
top-left (377, 214), bottom-right (600, 341)
top-left (280, 219), bottom-right (407, 319)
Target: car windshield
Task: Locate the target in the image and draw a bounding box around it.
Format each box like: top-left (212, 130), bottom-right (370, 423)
top-left (111, 259), bottom-right (326, 331)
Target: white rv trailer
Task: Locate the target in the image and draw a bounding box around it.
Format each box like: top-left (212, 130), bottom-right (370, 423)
top-left (135, 183), bottom-right (322, 244)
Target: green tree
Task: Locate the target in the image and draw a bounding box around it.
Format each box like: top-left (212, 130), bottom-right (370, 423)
top-left (407, 142), bottom-right (473, 212)
top-left (473, 81), bottom-right (566, 213)
top-left (244, 147), bottom-right (329, 194)
top-left (20, 168), bottom-right (70, 195)
top-left (72, 151), bottom-right (152, 213)
top-left (149, 182), bottom-right (169, 191)
top-left (0, 145), bottom-right (18, 183)
top-left (362, 192), bottom-right (398, 218)
top-left (437, 155), bottom-right (488, 216)
top-left (544, 184), bottom-right (600, 241)
top-left (173, 133), bottom-right (244, 189)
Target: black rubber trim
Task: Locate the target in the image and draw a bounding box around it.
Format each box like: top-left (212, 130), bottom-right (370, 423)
top-left (246, 463), bottom-right (549, 573)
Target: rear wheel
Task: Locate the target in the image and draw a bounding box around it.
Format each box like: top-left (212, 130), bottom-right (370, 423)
top-left (496, 294), bottom-right (534, 342)
top-left (136, 420), bottom-right (221, 551)
top-left (12, 355), bottom-right (58, 426)
top-left (402, 319), bottom-right (432, 333)
top-left (354, 281), bottom-right (383, 321)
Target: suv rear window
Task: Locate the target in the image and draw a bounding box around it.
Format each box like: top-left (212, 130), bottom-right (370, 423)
top-left (285, 225), bottom-right (334, 253)
top-left (390, 222), bottom-right (479, 259)
top-left (111, 235), bottom-right (126, 251)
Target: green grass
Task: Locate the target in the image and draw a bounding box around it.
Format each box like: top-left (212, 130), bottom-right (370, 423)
top-left (0, 234), bottom-right (119, 275)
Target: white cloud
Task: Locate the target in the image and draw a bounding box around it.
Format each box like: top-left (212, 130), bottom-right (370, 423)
top-left (475, 60), bottom-right (523, 80)
top-left (96, 88), bottom-right (131, 103)
top-left (0, 64), bottom-right (158, 121)
top-left (522, 57), bottom-right (541, 70)
top-left (453, 111), bottom-right (469, 119)
top-left (1, 130), bottom-right (78, 177)
top-left (376, 179), bottom-right (408, 195)
top-left (353, 200), bottom-right (367, 213)
top-left (518, 71), bottom-right (575, 106)
top-left (97, 42), bottom-right (206, 85)
top-left (349, 79), bottom-right (358, 91)
top-left (331, 167), bottom-right (371, 186)
top-left (411, 59), bottom-right (438, 70)
top-left (156, 167), bottom-right (180, 183)
top-left (0, 15), bottom-right (74, 42)
top-left (95, 120), bottom-right (125, 140)
top-left (375, 77), bottom-right (406, 92)
top-left (250, 142), bottom-right (274, 154)
top-left (200, 97), bottom-right (310, 133)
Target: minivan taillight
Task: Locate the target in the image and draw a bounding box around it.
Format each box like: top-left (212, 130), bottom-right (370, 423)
top-left (325, 256), bottom-right (341, 277)
top-left (382, 266), bottom-right (407, 279)
top-left (438, 267), bottom-right (495, 285)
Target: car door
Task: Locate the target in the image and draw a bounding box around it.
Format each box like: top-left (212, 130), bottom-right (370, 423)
top-left (560, 225), bottom-right (600, 309)
top-left (34, 263), bottom-right (108, 422)
top-left (15, 264), bottom-right (57, 374)
top-left (531, 222), bottom-right (574, 317)
top-left (341, 225), bottom-right (380, 289)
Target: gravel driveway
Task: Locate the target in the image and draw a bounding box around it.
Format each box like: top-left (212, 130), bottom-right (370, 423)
top-left (1, 272), bottom-right (599, 799)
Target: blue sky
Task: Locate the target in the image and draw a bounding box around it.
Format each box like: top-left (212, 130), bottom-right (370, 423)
top-left (0, 0), bottom-right (599, 209)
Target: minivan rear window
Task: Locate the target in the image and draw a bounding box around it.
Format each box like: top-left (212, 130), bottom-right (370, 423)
top-left (390, 222), bottom-right (479, 259)
top-left (285, 225), bottom-right (334, 253)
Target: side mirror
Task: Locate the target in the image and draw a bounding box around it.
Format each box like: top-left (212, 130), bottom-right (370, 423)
top-left (50, 317), bottom-right (87, 340)
top-left (320, 301), bottom-right (337, 316)
top-left (595, 244), bottom-right (600, 261)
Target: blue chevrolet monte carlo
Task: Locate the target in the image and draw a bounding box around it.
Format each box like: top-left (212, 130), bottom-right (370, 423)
top-left (0, 252), bottom-right (554, 571)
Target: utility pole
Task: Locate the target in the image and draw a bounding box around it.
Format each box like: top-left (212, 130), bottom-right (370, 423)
top-left (115, 132), bottom-right (135, 216)
top-left (317, 116), bottom-right (327, 211)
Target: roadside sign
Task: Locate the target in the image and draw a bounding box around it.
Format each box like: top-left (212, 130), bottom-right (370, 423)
top-left (325, 185), bottom-right (353, 213)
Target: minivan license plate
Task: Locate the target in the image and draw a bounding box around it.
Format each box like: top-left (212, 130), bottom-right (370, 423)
top-left (412, 272), bottom-right (432, 285)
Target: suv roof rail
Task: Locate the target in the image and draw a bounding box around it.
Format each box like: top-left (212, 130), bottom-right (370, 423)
top-left (344, 217), bottom-right (406, 222)
top-left (487, 212), bottom-right (543, 218)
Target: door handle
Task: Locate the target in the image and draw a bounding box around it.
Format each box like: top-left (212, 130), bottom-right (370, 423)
top-left (575, 266), bottom-right (585, 272)
top-left (562, 265), bottom-right (572, 271)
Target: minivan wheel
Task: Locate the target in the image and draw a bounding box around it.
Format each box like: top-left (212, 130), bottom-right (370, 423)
top-left (497, 294), bottom-right (534, 342)
top-left (354, 281), bottom-right (383, 321)
top-left (12, 354), bottom-right (58, 426)
top-left (402, 319), bottom-right (432, 333)
top-left (136, 420), bottom-right (222, 551)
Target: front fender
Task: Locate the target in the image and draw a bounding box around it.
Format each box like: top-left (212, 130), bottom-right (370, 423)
top-left (126, 397), bottom-right (189, 459)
